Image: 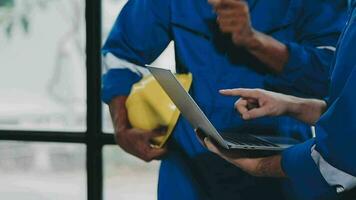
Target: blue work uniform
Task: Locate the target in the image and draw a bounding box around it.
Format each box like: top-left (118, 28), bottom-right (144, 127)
top-left (102, 0), bottom-right (347, 199)
top-left (282, 2), bottom-right (356, 199)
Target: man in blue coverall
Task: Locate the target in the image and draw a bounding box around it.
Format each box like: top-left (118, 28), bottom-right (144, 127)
top-left (102, 0), bottom-right (347, 199)
top-left (205, 2), bottom-right (356, 199)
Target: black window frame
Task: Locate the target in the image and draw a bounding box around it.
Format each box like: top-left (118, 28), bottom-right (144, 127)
top-left (0, 1), bottom-right (113, 200)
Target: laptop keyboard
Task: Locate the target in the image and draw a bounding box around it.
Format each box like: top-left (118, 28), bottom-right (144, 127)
top-left (222, 134), bottom-right (278, 147)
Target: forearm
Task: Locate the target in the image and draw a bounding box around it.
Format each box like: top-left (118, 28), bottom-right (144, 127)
top-left (246, 30), bottom-right (289, 73)
top-left (256, 155), bottom-right (286, 178)
top-left (109, 96), bottom-right (130, 132)
top-left (286, 96), bottom-right (327, 125)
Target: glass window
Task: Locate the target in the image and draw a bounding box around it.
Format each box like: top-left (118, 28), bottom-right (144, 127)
top-left (0, 141), bottom-right (86, 200)
top-left (103, 146), bottom-right (159, 200)
top-left (0, 0), bottom-right (86, 132)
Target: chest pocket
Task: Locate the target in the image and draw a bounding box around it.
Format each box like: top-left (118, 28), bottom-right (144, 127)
top-left (250, 0), bottom-right (299, 36)
top-left (171, 9), bottom-right (215, 40)
top-left (170, 0), bottom-right (220, 40)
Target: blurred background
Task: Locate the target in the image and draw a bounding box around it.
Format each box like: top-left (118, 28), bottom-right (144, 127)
top-left (0, 0), bottom-right (175, 199)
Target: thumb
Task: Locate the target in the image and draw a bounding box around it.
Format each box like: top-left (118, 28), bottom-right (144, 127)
top-left (204, 138), bottom-right (221, 154)
top-left (148, 147), bottom-right (168, 160)
top-left (204, 138), bottom-right (232, 161)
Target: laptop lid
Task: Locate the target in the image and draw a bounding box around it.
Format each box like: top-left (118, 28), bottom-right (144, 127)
top-left (147, 66), bottom-right (229, 148)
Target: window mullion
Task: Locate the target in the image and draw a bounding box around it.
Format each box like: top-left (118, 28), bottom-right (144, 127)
top-left (85, 0), bottom-right (103, 200)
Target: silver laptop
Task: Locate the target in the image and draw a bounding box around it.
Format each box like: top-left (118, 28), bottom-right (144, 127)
top-left (147, 66), bottom-right (300, 151)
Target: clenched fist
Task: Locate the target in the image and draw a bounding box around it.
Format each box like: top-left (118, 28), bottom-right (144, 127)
top-left (208, 0), bottom-right (258, 48)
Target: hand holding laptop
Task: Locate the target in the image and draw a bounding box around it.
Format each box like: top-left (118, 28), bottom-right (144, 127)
top-left (147, 66), bottom-right (303, 178)
top-left (203, 137), bottom-right (286, 178)
top-left (198, 88), bottom-right (289, 178)
top-left (148, 66), bottom-right (300, 151)
top-left (200, 87), bottom-right (326, 178)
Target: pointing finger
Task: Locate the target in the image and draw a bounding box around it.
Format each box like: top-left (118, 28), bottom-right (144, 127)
top-left (220, 88), bottom-right (262, 99)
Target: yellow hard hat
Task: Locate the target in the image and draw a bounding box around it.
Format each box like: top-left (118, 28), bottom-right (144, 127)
top-left (126, 73), bottom-right (192, 148)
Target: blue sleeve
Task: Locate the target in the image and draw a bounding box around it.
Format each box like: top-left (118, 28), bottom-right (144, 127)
top-left (282, 29), bottom-right (356, 199)
top-left (282, 140), bottom-right (338, 200)
top-left (101, 0), bottom-right (172, 103)
top-left (315, 70), bottom-right (356, 177)
top-left (282, 68), bottom-right (356, 199)
top-left (265, 0), bottom-right (348, 98)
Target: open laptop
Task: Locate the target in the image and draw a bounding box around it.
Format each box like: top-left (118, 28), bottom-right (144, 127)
top-left (147, 66), bottom-right (300, 151)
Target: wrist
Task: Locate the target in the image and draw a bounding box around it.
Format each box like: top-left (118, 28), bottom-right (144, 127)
top-left (281, 95), bottom-right (306, 119)
top-left (245, 30), bottom-right (264, 51)
top-left (244, 30), bottom-right (288, 73)
top-left (286, 97), bottom-right (326, 125)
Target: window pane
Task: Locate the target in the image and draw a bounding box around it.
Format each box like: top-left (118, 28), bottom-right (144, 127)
top-left (0, 141), bottom-right (86, 200)
top-left (0, 0), bottom-right (86, 131)
top-left (103, 146), bottom-right (159, 200)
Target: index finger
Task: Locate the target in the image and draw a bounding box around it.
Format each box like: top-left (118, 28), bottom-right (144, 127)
top-left (219, 88), bottom-right (261, 99)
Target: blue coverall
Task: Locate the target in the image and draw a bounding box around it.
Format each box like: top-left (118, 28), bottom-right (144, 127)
top-left (102, 0), bottom-right (347, 199)
top-left (282, 2), bottom-right (356, 199)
